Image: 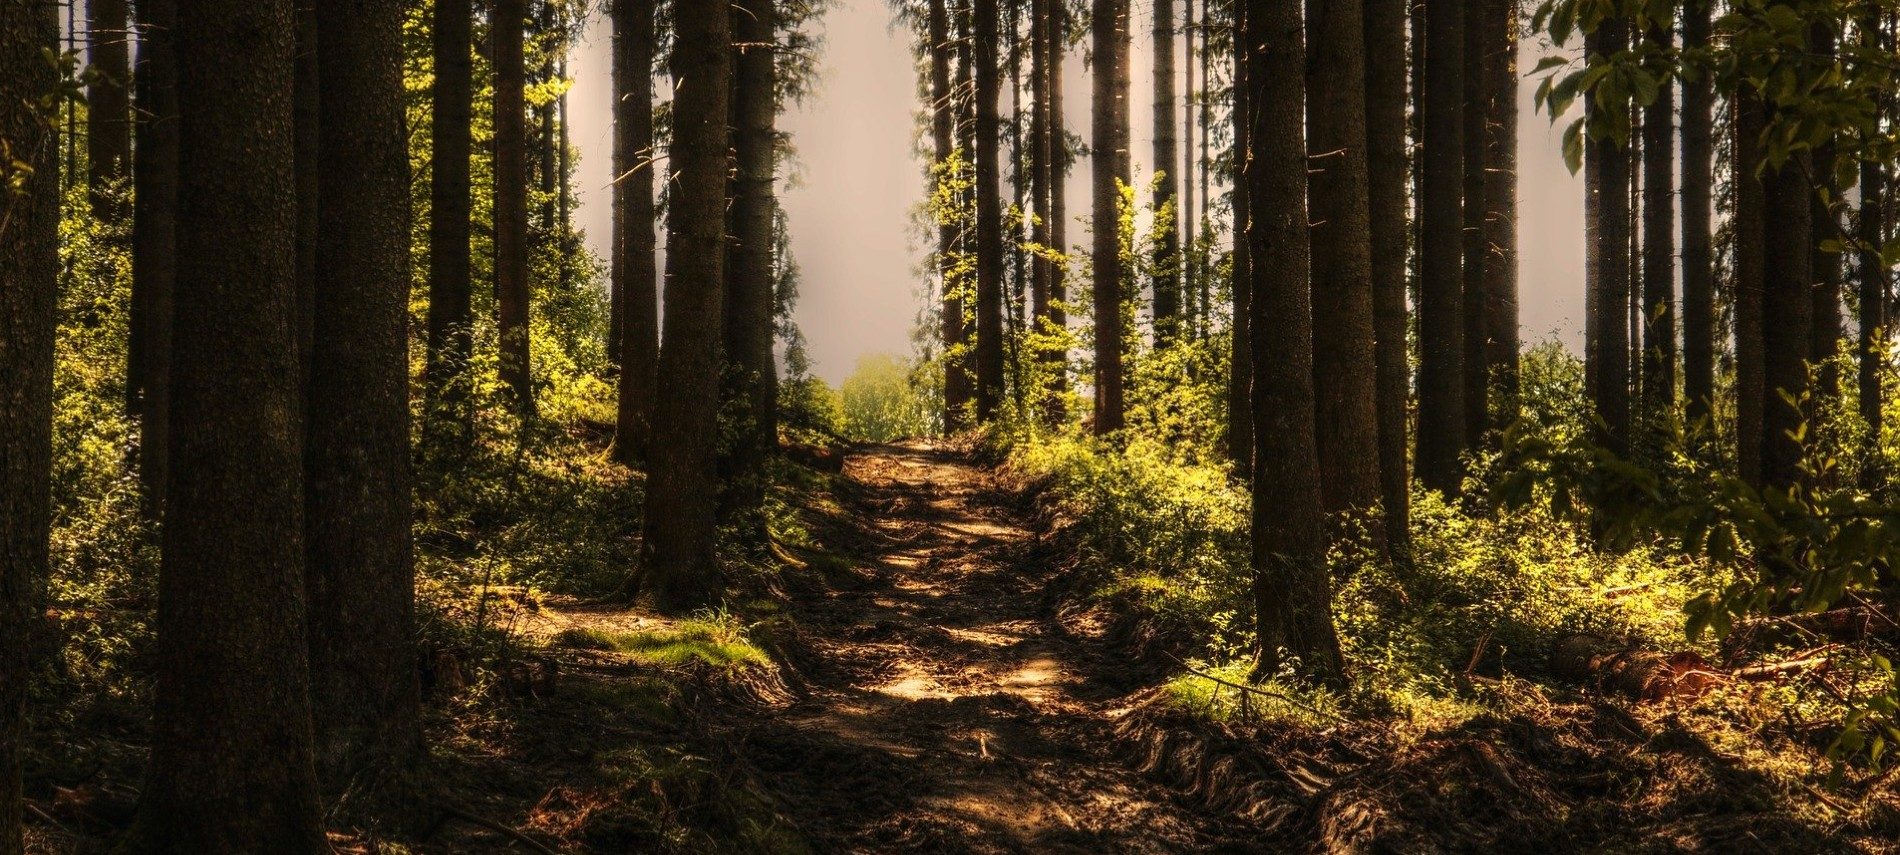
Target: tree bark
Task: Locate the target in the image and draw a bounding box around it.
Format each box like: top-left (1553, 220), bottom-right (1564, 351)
top-left (1810, 23), bottom-right (1843, 386)
top-left (0, 4), bottom-right (59, 850)
top-left (1152, 0), bottom-right (1181, 346)
top-left (86, 0), bottom-right (131, 223)
top-left (1681, 0), bottom-right (1714, 426)
top-left (1460, 0), bottom-right (1488, 443)
top-left (1761, 157), bottom-right (1814, 491)
top-left (1734, 89), bottom-right (1766, 486)
top-left (128, 0), bottom-right (327, 848)
top-left (1245, 0), bottom-right (1345, 682)
top-left (1305, 0), bottom-right (1380, 526)
top-left (131, 0), bottom-right (177, 517)
top-left (1641, 20), bottom-right (1677, 430)
top-left (613, 0), bottom-right (657, 465)
top-left (1482, 0), bottom-right (1518, 419)
top-left (493, 0), bottom-right (535, 418)
top-left (639, 0), bottom-right (730, 613)
top-left (1417, 0), bottom-right (1466, 492)
top-left (1181, 0), bottom-right (1196, 340)
top-left (723, 0), bottom-right (779, 525)
top-left (427, 0), bottom-right (475, 439)
top-left (945, 0), bottom-right (975, 430)
top-left (293, 3), bottom-right (317, 395)
top-left (929, 0), bottom-right (966, 432)
top-left (306, 0), bottom-right (421, 790)
top-left (1031, 0), bottom-right (1052, 356)
top-left (1047, 0), bottom-right (1069, 417)
top-left (1092, 0), bottom-right (1129, 435)
top-left (975, 0), bottom-right (1006, 421)
top-left (1227, 0), bottom-right (1252, 477)
top-left (1585, 19), bottom-right (1631, 456)
top-left (1365, 0), bottom-right (1408, 548)
top-left (1859, 14), bottom-right (1887, 470)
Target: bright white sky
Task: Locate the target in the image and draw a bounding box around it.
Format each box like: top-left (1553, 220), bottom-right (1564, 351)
top-left (565, 4), bottom-right (1590, 386)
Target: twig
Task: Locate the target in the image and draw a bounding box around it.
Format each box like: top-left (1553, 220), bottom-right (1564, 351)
top-left (1176, 663), bottom-right (1348, 724)
top-left (433, 801), bottom-right (565, 855)
top-left (25, 802), bottom-right (70, 836)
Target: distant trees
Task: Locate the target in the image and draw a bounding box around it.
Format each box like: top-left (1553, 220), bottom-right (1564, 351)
top-left (493, 0), bottom-right (535, 418)
top-left (1091, 0), bottom-right (1129, 435)
top-left (427, 0), bottom-right (475, 437)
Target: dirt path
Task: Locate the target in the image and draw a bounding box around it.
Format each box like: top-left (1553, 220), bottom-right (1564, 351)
top-left (727, 442), bottom-right (1255, 853)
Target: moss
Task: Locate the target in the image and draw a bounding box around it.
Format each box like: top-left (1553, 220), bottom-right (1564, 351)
top-left (555, 614), bottom-right (771, 670)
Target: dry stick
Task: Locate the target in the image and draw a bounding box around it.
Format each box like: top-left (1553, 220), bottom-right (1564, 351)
top-left (1176, 663), bottom-right (1349, 724)
top-left (432, 801), bottom-right (566, 855)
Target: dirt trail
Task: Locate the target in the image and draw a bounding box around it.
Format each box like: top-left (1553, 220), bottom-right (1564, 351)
top-left (727, 442), bottom-right (1254, 853)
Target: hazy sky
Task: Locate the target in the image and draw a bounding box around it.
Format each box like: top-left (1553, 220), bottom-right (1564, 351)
top-left (565, 5), bottom-right (1590, 385)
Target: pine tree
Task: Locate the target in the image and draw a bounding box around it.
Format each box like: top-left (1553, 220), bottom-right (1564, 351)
top-left (1365, 0), bottom-right (1409, 547)
top-left (427, 0), bottom-right (476, 437)
top-left (1152, 0), bottom-right (1181, 345)
top-left (1734, 89), bottom-right (1766, 485)
top-left (1641, 18), bottom-right (1677, 427)
top-left (612, 0), bottom-right (658, 465)
top-left (1481, 0), bottom-right (1518, 419)
top-left (1092, 0), bottom-right (1129, 434)
top-left (724, 0), bottom-right (781, 522)
top-left (130, 0), bottom-right (178, 516)
top-left (975, 0), bottom-right (1006, 420)
top-left (1681, 0), bottom-right (1715, 424)
top-left (1228, 0), bottom-right (1252, 477)
top-left (86, 0), bottom-right (131, 222)
top-left (1585, 18), bottom-right (1631, 456)
top-left (493, 0), bottom-right (535, 417)
top-left (1417, 0), bottom-right (1466, 491)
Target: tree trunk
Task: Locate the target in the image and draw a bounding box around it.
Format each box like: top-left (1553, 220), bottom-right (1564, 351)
top-left (1585, 19), bottom-right (1631, 456)
top-left (1734, 89), bottom-right (1766, 486)
top-left (1246, 0), bottom-right (1345, 683)
top-left (1460, 0), bottom-right (1488, 443)
top-left (1047, 0), bottom-right (1069, 417)
top-left (131, 0), bottom-right (178, 517)
top-left (1181, 0), bottom-right (1196, 341)
top-left (86, 0), bottom-right (131, 223)
top-left (1761, 157), bottom-right (1814, 491)
top-left (1092, 0), bottom-right (1129, 435)
top-left (929, 0), bottom-right (964, 432)
top-left (0, 4), bottom-right (59, 850)
top-left (1227, 0), bottom-right (1252, 477)
top-left (427, 0), bottom-right (475, 439)
top-left (723, 0), bottom-right (779, 525)
top-left (1306, 0), bottom-right (1380, 527)
top-left (1482, 0), bottom-right (1518, 419)
top-left (1365, 0), bottom-right (1408, 549)
top-left (537, 1), bottom-right (557, 236)
top-left (1152, 0), bottom-right (1181, 346)
top-left (975, 0), bottom-right (1006, 421)
top-left (305, 0), bottom-right (420, 790)
top-left (293, 3), bottom-right (317, 394)
top-left (613, 0), bottom-right (658, 465)
top-left (1417, 0), bottom-right (1465, 492)
top-left (945, 0), bottom-right (975, 430)
top-left (1641, 20), bottom-right (1677, 431)
top-left (1031, 0), bottom-right (1051, 355)
top-left (639, 0), bottom-right (730, 613)
top-left (129, 0), bottom-right (327, 848)
top-left (493, 0), bottom-right (535, 417)
top-left (1810, 23), bottom-right (1843, 388)
top-left (1859, 14), bottom-right (1887, 473)
top-left (1681, 0), bottom-right (1715, 426)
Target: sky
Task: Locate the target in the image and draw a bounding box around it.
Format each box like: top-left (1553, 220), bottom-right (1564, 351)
top-left (565, 4), bottom-right (1590, 386)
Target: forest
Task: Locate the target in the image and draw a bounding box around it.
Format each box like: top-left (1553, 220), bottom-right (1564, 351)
top-left (8, 0), bottom-right (1900, 851)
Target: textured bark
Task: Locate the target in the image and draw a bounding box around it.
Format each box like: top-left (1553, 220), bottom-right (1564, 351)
top-left (493, 0), bottom-right (535, 417)
top-left (929, 0), bottom-right (966, 431)
top-left (723, 0), bottom-right (779, 524)
top-left (1152, 0), bottom-right (1181, 345)
top-left (1734, 91), bottom-right (1765, 486)
top-left (306, 0), bottom-right (420, 789)
top-left (1091, 0), bottom-right (1129, 434)
top-left (613, 0), bottom-right (657, 465)
top-left (1482, 0), bottom-right (1518, 417)
top-left (1459, 0), bottom-right (1487, 442)
top-left (131, 0), bottom-right (177, 517)
top-left (639, 0), bottom-right (730, 613)
top-left (1762, 152), bottom-right (1814, 490)
top-left (86, 0), bottom-right (131, 222)
top-left (0, 4), bottom-right (59, 851)
top-left (1305, 0), bottom-right (1380, 525)
top-left (128, 0), bottom-right (327, 848)
top-left (1047, 0), bottom-right (1069, 415)
top-left (1245, 0), bottom-right (1344, 682)
top-left (975, 0), bottom-right (1005, 420)
top-left (1181, 0), bottom-right (1196, 339)
top-left (1365, 0), bottom-right (1408, 548)
top-left (945, 0), bottom-right (975, 430)
top-left (1641, 21), bottom-right (1677, 426)
top-left (294, 3), bottom-right (316, 391)
top-left (1416, 0), bottom-right (1466, 492)
top-left (1585, 20), bottom-right (1631, 456)
top-left (1681, 0), bottom-right (1715, 425)
top-left (1227, 0), bottom-right (1252, 478)
top-left (427, 0), bottom-right (475, 435)
top-left (1810, 23), bottom-right (1843, 383)
top-left (1859, 13), bottom-right (1887, 462)
top-left (1031, 0), bottom-right (1052, 348)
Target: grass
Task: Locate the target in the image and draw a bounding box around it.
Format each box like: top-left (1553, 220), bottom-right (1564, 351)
top-left (555, 613), bottom-right (771, 670)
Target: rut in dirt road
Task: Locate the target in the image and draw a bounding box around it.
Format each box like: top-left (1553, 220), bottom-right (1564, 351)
top-left (731, 442), bottom-right (1256, 853)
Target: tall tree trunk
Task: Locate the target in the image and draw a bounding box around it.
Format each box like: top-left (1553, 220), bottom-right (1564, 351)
top-left (1641, 19), bottom-right (1677, 430)
top-left (1460, 0), bottom-right (1488, 443)
top-left (1365, 0), bottom-right (1408, 548)
top-left (723, 0), bottom-right (779, 525)
top-left (0, 4), bottom-right (59, 850)
top-left (1585, 19), bottom-right (1631, 456)
top-left (944, 0), bottom-right (975, 430)
top-left (129, 0), bottom-right (327, 848)
top-left (131, 0), bottom-right (178, 517)
top-left (493, 0), bottom-right (535, 417)
top-left (1758, 19), bottom-right (1813, 491)
top-left (1734, 89), bottom-right (1766, 486)
top-left (1152, 0), bottom-right (1181, 346)
top-left (1246, 0), bottom-right (1345, 682)
top-left (1306, 0), bottom-right (1380, 526)
top-left (305, 0), bottom-right (420, 789)
top-left (975, 0), bottom-right (1006, 420)
top-left (1228, 0), bottom-right (1252, 477)
top-left (1031, 0), bottom-right (1051, 348)
top-left (930, 0), bottom-right (965, 431)
top-left (608, 2), bottom-right (628, 372)
top-left (293, 4), bottom-right (317, 393)
top-left (1181, 0), bottom-right (1196, 340)
top-left (1482, 0), bottom-right (1518, 418)
top-left (1810, 22), bottom-right (1843, 387)
top-left (639, 0), bottom-right (730, 613)
top-left (613, 0), bottom-right (658, 465)
top-left (1681, 0), bottom-right (1715, 425)
top-left (86, 0), bottom-right (131, 222)
top-left (1091, 0), bottom-right (1129, 434)
top-left (427, 0), bottom-right (475, 438)
top-left (537, 1), bottom-right (556, 236)
top-left (1859, 11), bottom-right (1887, 474)
top-left (1046, 0), bottom-right (1069, 416)
top-left (1417, 0), bottom-right (1466, 492)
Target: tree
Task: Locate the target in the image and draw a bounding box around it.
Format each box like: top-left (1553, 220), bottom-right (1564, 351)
top-left (1245, 0), bottom-right (1344, 682)
top-left (1030, 0), bottom-right (1052, 360)
top-left (724, 0), bottom-right (780, 522)
top-left (1809, 22), bottom-right (1843, 383)
top-left (1585, 18), bottom-right (1631, 457)
top-left (1305, 0), bottom-right (1380, 525)
top-left (1365, 0), bottom-right (1409, 547)
top-left (1758, 38), bottom-right (1814, 491)
top-left (493, 0), bottom-right (535, 417)
top-left (294, 3), bottom-right (316, 385)
top-left (1417, 0), bottom-right (1466, 492)
top-left (613, 0), bottom-right (658, 465)
top-left (1481, 0), bottom-right (1519, 420)
top-left (1857, 12), bottom-right (1886, 466)
top-left (1092, 0), bottom-right (1129, 435)
top-left (974, 0), bottom-right (1005, 420)
top-left (131, 0), bottom-right (178, 515)
top-left (427, 0), bottom-right (475, 438)
top-left (1734, 89), bottom-right (1765, 485)
top-left (1046, 0), bottom-right (1069, 415)
top-left (928, 0), bottom-right (969, 432)
top-left (305, 0), bottom-right (420, 789)
top-left (1152, 0), bottom-right (1181, 346)
top-left (1460, 0), bottom-right (1488, 443)
top-left (127, 0), bottom-right (327, 847)
top-left (639, 0), bottom-right (731, 612)
top-left (1227, 0), bottom-right (1252, 477)
top-left (1681, 0), bottom-right (1715, 424)
top-left (1181, 0), bottom-right (1196, 340)
top-left (944, 0), bottom-right (975, 430)
top-left (1641, 18), bottom-right (1676, 428)
top-left (0, 3), bottom-right (58, 850)
top-left (87, 0), bottom-right (131, 222)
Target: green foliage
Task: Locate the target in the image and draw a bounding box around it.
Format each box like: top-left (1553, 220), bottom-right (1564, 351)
top-left (837, 353), bottom-right (935, 442)
top-left (555, 611), bottom-right (771, 669)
